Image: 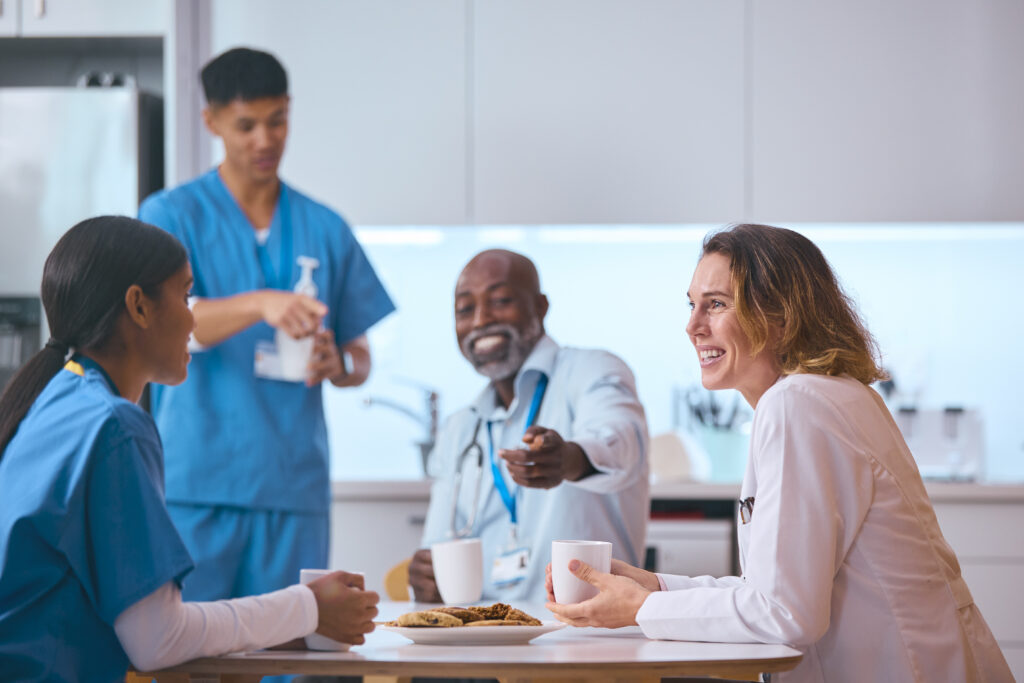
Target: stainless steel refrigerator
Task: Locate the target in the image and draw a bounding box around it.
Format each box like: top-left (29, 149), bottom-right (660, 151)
top-left (0, 86), bottom-right (162, 389)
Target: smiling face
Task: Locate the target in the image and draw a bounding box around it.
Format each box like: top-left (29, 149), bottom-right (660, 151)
top-left (144, 264), bottom-right (195, 386)
top-left (203, 96), bottom-right (289, 186)
top-left (686, 252), bottom-right (781, 407)
top-left (454, 251), bottom-right (547, 382)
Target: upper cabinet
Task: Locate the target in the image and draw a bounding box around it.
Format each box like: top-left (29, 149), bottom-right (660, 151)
top-left (472, 0), bottom-right (746, 225)
top-left (750, 0), bottom-right (1024, 222)
top-left (8, 0), bottom-right (168, 37)
top-left (209, 0), bottom-right (468, 226)
top-left (0, 0), bottom-right (19, 37)
top-left (193, 0), bottom-right (1024, 225)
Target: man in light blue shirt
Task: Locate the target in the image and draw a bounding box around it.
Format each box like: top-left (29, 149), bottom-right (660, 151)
top-left (139, 48), bottom-right (395, 604)
top-left (411, 249), bottom-right (649, 602)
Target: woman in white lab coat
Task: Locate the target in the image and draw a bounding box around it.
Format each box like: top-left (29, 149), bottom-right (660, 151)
top-left (546, 224), bottom-right (1013, 683)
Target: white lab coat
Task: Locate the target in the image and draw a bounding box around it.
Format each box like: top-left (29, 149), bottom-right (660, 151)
top-left (636, 374), bottom-right (1012, 683)
top-left (422, 335), bottom-right (650, 601)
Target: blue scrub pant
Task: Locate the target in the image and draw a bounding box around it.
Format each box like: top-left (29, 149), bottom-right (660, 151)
top-left (167, 503), bottom-right (329, 600)
top-left (168, 504), bottom-right (329, 683)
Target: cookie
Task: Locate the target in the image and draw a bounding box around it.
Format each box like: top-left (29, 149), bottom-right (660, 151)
top-left (504, 607), bottom-right (542, 626)
top-left (395, 610), bottom-right (464, 627)
top-left (464, 619), bottom-right (534, 626)
top-left (468, 602), bottom-right (511, 620)
top-left (432, 607), bottom-right (484, 623)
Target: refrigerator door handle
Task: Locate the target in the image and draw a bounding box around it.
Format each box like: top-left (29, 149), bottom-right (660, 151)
top-left (34, 0), bottom-right (45, 19)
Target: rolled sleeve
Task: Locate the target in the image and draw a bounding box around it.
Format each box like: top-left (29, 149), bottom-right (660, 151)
top-left (566, 359), bottom-right (649, 494)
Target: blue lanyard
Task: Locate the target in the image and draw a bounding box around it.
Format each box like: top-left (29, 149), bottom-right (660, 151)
top-left (255, 187), bottom-right (293, 291)
top-left (487, 373), bottom-right (549, 525)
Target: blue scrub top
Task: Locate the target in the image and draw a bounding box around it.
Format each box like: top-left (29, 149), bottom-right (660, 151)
top-left (0, 357), bottom-right (194, 683)
top-left (139, 170), bottom-right (395, 513)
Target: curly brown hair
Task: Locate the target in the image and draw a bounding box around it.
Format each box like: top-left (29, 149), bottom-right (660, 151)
top-left (702, 224), bottom-right (887, 385)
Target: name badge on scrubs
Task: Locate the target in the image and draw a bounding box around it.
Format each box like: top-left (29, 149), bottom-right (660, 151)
top-left (254, 340), bottom-right (286, 380)
top-left (492, 546), bottom-right (530, 588)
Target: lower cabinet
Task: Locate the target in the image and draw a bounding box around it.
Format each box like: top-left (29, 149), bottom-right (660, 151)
top-left (932, 499), bottom-right (1024, 679)
top-left (328, 482), bottom-right (1024, 683)
top-left (646, 519), bottom-right (733, 578)
top-left (330, 493), bottom-right (428, 598)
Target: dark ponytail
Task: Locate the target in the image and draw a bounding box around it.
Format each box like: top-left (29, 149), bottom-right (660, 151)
top-left (0, 216), bottom-right (187, 457)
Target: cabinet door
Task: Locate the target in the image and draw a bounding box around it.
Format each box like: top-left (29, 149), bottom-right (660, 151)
top-left (330, 498), bottom-right (428, 597)
top-left (473, 0), bottom-right (746, 224)
top-left (18, 0), bottom-right (168, 37)
top-left (210, 0), bottom-right (468, 226)
top-left (751, 0), bottom-right (1024, 222)
top-left (0, 0), bottom-right (19, 36)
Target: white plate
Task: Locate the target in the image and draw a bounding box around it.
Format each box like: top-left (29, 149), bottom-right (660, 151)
top-left (383, 620), bottom-right (565, 645)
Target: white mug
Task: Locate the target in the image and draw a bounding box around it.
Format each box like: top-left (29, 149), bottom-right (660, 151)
top-left (551, 540), bottom-right (612, 604)
top-left (430, 538), bottom-right (483, 605)
top-left (299, 569), bottom-right (364, 651)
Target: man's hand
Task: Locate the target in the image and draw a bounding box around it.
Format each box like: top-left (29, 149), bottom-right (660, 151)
top-left (499, 426), bottom-right (596, 489)
top-left (305, 570), bottom-right (379, 645)
top-left (408, 548), bottom-right (442, 603)
top-left (306, 329), bottom-right (344, 386)
top-left (545, 560), bottom-right (650, 628)
top-left (260, 291), bottom-right (327, 339)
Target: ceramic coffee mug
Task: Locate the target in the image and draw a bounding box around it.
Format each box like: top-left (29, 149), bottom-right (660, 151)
top-left (430, 538), bottom-right (483, 604)
top-left (299, 569), bottom-right (364, 651)
top-left (551, 540), bottom-right (612, 604)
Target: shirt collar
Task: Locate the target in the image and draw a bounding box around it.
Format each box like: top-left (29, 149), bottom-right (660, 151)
top-left (66, 354), bottom-right (121, 397)
top-left (470, 334), bottom-right (558, 420)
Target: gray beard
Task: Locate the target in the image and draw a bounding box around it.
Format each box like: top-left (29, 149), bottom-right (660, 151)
top-left (460, 319), bottom-right (542, 381)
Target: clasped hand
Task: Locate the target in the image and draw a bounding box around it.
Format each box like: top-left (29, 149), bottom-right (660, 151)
top-left (262, 290), bottom-right (327, 339)
top-left (305, 570), bottom-right (379, 645)
top-left (408, 547), bottom-right (442, 603)
top-left (499, 426), bottom-right (592, 489)
top-left (261, 291), bottom-right (343, 385)
top-left (544, 558), bottom-right (658, 628)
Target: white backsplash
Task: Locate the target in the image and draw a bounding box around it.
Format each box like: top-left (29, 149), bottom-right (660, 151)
top-left (323, 223), bottom-right (1024, 483)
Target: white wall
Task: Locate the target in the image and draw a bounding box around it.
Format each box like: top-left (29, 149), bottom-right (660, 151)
top-left (325, 223), bottom-right (1024, 484)
top-left (167, 2), bottom-right (1024, 482)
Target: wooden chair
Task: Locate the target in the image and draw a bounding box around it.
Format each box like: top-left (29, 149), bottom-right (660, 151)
top-left (382, 557), bottom-right (411, 601)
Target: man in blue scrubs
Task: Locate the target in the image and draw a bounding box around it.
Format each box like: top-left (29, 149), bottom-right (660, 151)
top-left (139, 47), bottom-right (395, 602)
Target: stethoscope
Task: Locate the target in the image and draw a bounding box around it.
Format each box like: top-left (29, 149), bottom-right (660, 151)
top-left (448, 374), bottom-right (548, 539)
top-left (449, 414), bottom-right (485, 539)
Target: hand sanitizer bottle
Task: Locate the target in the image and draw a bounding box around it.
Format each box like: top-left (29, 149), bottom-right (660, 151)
top-left (277, 255), bottom-right (320, 382)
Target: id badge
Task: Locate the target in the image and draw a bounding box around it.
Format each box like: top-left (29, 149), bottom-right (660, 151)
top-left (492, 546), bottom-right (530, 588)
top-left (254, 340), bottom-right (285, 380)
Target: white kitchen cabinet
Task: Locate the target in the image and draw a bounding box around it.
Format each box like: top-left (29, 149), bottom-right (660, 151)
top-left (472, 0), bottom-right (745, 224)
top-left (750, 0), bottom-right (1024, 222)
top-left (330, 482), bottom-right (430, 597)
top-left (12, 0), bottom-right (168, 37)
top-left (932, 497), bottom-right (1024, 679)
top-left (209, 0), bottom-right (468, 226)
top-left (0, 0), bottom-right (19, 36)
top-left (647, 518), bottom-right (732, 577)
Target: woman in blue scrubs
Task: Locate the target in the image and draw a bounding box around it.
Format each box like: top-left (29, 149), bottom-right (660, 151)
top-left (0, 216), bottom-right (378, 682)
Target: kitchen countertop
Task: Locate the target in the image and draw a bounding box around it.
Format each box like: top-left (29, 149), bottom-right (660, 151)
top-left (332, 479), bottom-right (1024, 503)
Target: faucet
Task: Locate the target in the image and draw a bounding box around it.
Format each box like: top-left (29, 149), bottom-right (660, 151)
top-left (364, 382), bottom-right (439, 476)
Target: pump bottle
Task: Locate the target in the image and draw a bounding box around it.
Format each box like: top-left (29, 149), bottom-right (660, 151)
top-left (277, 255), bottom-right (320, 382)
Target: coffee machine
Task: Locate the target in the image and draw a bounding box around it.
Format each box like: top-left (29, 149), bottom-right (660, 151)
top-left (895, 406), bottom-right (984, 481)
top-left (0, 297), bottom-right (42, 391)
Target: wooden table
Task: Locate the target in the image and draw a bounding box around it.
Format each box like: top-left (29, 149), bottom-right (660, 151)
top-left (136, 601), bottom-right (802, 683)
